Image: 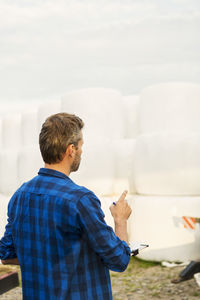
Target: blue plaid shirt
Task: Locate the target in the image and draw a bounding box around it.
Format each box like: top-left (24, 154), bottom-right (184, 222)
top-left (0, 168), bottom-right (131, 299)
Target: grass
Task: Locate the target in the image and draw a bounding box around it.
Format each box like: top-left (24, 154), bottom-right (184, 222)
top-left (111, 257), bottom-right (162, 298)
top-left (192, 292), bottom-right (199, 297)
top-left (132, 257), bottom-right (160, 268)
top-left (125, 256), bottom-right (160, 273)
top-left (151, 292), bottom-right (161, 297)
top-left (111, 256), bottom-right (160, 281)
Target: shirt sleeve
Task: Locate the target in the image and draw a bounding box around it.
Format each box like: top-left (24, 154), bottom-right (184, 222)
top-left (0, 201), bottom-right (17, 260)
top-left (77, 192), bottom-right (131, 272)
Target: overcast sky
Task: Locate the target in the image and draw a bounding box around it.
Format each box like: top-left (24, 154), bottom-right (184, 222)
top-left (0, 0), bottom-right (200, 103)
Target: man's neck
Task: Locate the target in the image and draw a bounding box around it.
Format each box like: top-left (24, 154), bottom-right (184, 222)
top-left (44, 163), bottom-right (70, 177)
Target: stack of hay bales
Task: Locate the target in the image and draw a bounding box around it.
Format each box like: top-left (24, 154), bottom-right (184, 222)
top-left (131, 83), bottom-right (200, 261)
top-left (1, 84), bottom-right (200, 262)
top-left (0, 105), bottom-right (41, 237)
top-left (0, 89), bottom-right (138, 236)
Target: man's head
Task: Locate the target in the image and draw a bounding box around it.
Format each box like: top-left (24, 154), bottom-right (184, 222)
top-left (39, 113), bottom-right (84, 172)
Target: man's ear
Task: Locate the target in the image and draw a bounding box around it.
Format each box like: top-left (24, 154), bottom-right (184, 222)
top-left (66, 144), bottom-right (75, 158)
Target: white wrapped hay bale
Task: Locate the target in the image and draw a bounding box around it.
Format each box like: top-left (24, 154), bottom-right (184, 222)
top-left (0, 151), bottom-right (19, 195)
top-left (0, 194), bottom-right (10, 238)
top-left (21, 109), bottom-right (39, 146)
top-left (0, 118), bottom-right (2, 149)
top-left (139, 82), bottom-right (200, 134)
top-left (122, 95), bottom-right (140, 138)
top-left (134, 132), bottom-right (200, 195)
top-left (100, 196), bottom-right (115, 229)
top-left (61, 88), bottom-right (124, 139)
top-left (129, 195), bottom-right (200, 262)
top-left (18, 146), bottom-right (43, 185)
top-left (70, 137), bottom-right (115, 197)
top-left (38, 100), bottom-right (61, 130)
top-left (2, 113), bottom-right (22, 149)
top-left (112, 139), bottom-right (136, 195)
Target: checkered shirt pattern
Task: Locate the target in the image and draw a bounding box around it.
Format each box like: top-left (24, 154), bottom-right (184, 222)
top-left (0, 168), bottom-right (131, 300)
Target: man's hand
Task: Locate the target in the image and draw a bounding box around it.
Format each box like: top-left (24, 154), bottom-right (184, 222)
top-left (109, 190), bottom-right (132, 224)
top-left (109, 191), bottom-right (132, 244)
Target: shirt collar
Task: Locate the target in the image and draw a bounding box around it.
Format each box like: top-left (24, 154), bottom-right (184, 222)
top-left (38, 168), bottom-right (71, 180)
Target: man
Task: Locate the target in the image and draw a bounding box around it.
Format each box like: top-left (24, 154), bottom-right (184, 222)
top-left (0, 113), bottom-right (132, 299)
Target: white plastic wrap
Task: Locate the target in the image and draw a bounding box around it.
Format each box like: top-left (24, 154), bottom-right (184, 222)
top-left (21, 109), bottom-right (39, 146)
top-left (18, 146), bottom-right (43, 185)
top-left (0, 194), bottom-right (10, 238)
top-left (0, 118), bottom-right (2, 149)
top-left (0, 102), bottom-right (41, 115)
top-left (70, 137), bottom-right (115, 197)
top-left (100, 196), bottom-right (115, 229)
top-left (134, 132), bottom-right (200, 195)
top-left (2, 113), bottom-right (22, 149)
top-left (129, 195), bottom-right (200, 262)
top-left (38, 100), bottom-right (61, 130)
top-left (0, 151), bottom-right (19, 195)
top-left (122, 95), bottom-right (140, 138)
top-left (61, 88), bottom-right (124, 139)
top-left (139, 82), bottom-right (200, 134)
top-left (112, 139), bottom-right (136, 195)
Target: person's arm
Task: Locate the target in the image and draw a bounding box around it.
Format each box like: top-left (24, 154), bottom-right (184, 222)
top-left (0, 221), bottom-right (18, 263)
top-left (109, 191), bottom-right (131, 244)
top-left (0, 199), bottom-right (18, 264)
top-left (77, 190), bottom-right (132, 272)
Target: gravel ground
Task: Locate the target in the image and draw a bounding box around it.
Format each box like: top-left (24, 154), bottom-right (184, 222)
top-left (0, 287), bottom-right (22, 300)
top-left (0, 258), bottom-right (200, 299)
top-left (111, 258), bottom-right (200, 300)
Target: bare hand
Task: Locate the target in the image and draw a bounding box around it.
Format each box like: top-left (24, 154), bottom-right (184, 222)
top-left (109, 190), bottom-right (132, 224)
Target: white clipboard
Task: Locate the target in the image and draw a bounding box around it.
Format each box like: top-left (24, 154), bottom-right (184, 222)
top-left (130, 242), bottom-right (149, 256)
